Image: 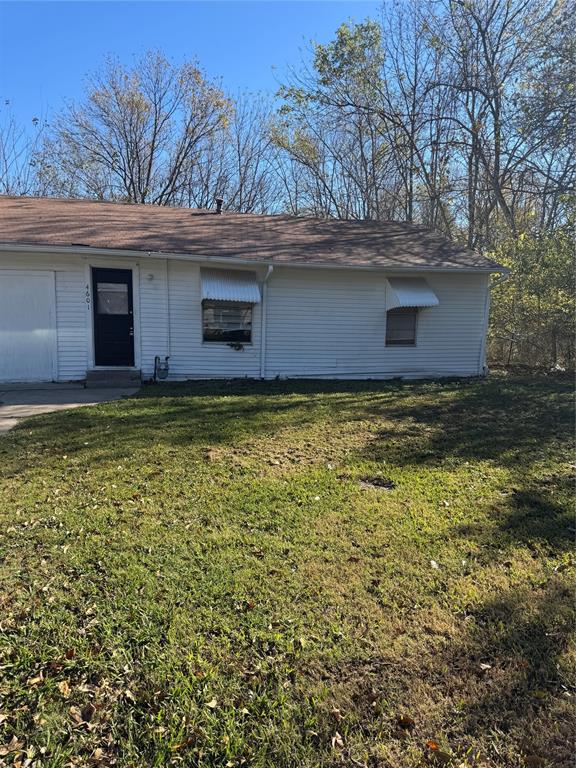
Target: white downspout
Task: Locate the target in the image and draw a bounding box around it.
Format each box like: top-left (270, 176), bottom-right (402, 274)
top-left (479, 269), bottom-right (510, 375)
top-left (259, 265), bottom-right (274, 379)
top-left (165, 257), bottom-right (171, 362)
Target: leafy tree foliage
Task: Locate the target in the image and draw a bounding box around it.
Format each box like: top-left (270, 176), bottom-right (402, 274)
top-left (489, 219), bottom-right (575, 369)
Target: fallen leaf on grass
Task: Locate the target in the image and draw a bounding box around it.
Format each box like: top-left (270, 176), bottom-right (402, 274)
top-left (90, 747), bottom-right (109, 765)
top-left (81, 702), bottom-right (96, 722)
top-left (397, 714), bottom-right (415, 731)
top-left (0, 736), bottom-right (24, 756)
top-left (331, 731), bottom-right (344, 749)
top-left (479, 662), bottom-right (492, 671)
top-left (58, 680), bottom-right (71, 697)
top-left (69, 703), bottom-right (96, 728)
top-left (123, 689), bottom-right (136, 702)
top-left (26, 672), bottom-right (44, 687)
top-left (205, 698), bottom-right (218, 709)
top-left (425, 740), bottom-right (452, 765)
top-left (69, 707), bottom-right (85, 726)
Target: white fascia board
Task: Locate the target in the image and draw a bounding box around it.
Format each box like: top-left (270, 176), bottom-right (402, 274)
top-left (0, 242), bottom-right (508, 275)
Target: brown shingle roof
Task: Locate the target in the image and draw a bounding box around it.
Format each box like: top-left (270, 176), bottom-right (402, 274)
top-left (0, 196), bottom-right (503, 271)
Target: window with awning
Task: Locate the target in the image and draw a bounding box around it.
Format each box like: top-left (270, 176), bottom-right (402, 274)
top-left (201, 269), bottom-right (261, 344)
top-left (385, 278), bottom-right (438, 347)
top-left (201, 269), bottom-right (261, 303)
top-left (386, 277), bottom-right (439, 310)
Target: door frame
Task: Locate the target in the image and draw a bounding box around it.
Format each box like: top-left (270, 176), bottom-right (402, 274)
top-left (85, 261), bottom-right (141, 370)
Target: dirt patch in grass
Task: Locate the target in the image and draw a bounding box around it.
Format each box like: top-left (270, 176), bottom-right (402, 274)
top-left (358, 475), bottom-right (396, 490)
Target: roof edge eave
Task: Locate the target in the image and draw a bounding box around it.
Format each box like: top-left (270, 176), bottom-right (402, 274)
top-left (0, 242), bottom-right (507, 274)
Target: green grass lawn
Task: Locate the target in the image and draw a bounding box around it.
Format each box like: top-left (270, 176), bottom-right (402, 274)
top-left (0, 375), bottom-right (574, 768)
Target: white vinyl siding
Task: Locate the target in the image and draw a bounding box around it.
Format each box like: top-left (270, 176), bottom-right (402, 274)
top-left (168, 261), bottom-right (262, 378)
top-left (0, 250), bottom-right (490, 382)
top-left (265, 268), bottom-right (488, 378)
top-left (265, 269), bottom-right (389, 376)
top-left (138, 259), bottom-right (169, 378)
top-left (382, 273), bottom-right (488, 377)
top-left (55, 267), bottom-right (87, 380)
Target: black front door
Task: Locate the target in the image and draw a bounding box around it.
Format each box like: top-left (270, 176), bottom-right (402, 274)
top-left (92, 268), bottom-right (134, 366)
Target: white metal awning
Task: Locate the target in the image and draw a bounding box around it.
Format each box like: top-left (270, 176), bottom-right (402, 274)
top-left (201, 269), bottom-right (261, 303)
top-left (387, 277), bottom-right (439, 309)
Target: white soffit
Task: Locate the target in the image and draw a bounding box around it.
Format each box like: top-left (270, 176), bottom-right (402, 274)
top-left (387, 277), bottom-right (439, 309)
top-left (201, 269), bottom-right (261, 303)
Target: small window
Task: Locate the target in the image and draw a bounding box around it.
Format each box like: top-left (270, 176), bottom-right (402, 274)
top-left (386, 307), bottom-right (417, 346)
top-left (97, 283), bottom-right (129, 315)
top-left (202, 300), bottom-right (252, 343)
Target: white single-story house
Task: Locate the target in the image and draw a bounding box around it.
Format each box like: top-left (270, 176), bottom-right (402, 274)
top-left (0, 196), bottom-right (506, 384)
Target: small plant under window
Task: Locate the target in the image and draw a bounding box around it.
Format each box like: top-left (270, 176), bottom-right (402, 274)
top-left (202, 300), bottom-right (252, 344)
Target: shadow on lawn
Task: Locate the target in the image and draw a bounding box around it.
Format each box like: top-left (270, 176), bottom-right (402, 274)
top-left (450, 485), bottom-right (574, 556)
top-left (434, 579), bottom-right (575, 765)
top-left (310, 573), bottom-right (574, 765)
top-left (2, 375), bottom-right (572, 559)
top-left (360, 377), bottom-right (572, 467)
top-left (1, 373), bottom-right (572, 468)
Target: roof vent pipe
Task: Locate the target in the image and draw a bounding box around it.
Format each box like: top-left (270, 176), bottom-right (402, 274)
top-left (215, 197), bottom-right (224, 214)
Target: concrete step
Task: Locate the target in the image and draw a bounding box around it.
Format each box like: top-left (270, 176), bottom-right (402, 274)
top-left (85, 369), bottom-right (141, 388)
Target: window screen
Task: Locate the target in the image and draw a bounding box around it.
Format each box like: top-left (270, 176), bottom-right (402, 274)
top-left (386, 307), bottom-right (417, 346)
top-left (202, 301), bottom-right (252, 343)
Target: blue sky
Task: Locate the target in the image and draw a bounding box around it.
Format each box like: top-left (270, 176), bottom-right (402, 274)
top-left (0, 1), bottom-right (381, 126)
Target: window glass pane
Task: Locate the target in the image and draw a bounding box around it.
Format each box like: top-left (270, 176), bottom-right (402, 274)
top-left (386, 308), bottom-right (417, 345)
top-left (97, 283), bottom-right (129, 315)
top-left (203, 301), bottom-right (252, 343)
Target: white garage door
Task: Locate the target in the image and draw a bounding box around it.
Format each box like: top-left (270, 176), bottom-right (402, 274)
top-left (0, 271), bottom-right (56, 382)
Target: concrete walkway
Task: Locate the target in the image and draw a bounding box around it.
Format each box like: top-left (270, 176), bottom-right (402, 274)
top-left (0, 384), bottom-right (139, 433)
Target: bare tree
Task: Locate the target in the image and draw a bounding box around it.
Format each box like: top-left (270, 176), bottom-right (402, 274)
top-left (39, 52), bottom-right (229, 204)
top-left (182, 95), bottom-right (281, 213)
top-left (0, 105), bottom-right (46, 195)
